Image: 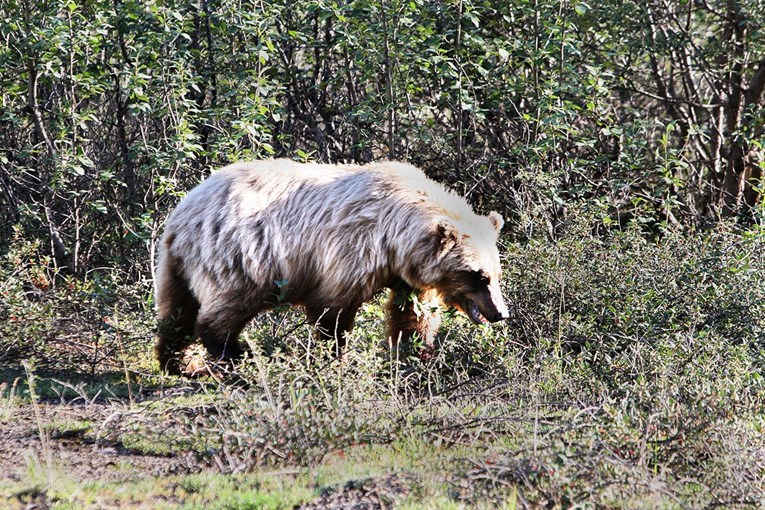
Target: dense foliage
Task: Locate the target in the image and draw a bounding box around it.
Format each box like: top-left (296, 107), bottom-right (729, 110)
top-left (1, 0), bottom-right (764, 278)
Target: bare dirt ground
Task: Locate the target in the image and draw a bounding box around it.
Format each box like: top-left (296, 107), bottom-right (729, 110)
top-left (1, 396), bottom-right (417, 509)
top-left (0, 400), bottom-right (201, 488)
top-left (298, 474), bottom-right (421, 510)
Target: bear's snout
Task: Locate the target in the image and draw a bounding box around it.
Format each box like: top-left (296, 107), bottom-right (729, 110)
top-left (488, 307), bottom-right (511, 323)
top-left (484, 284), bottom-right (511, 323)
top-left (485, 299), bottom-right (511, 323)
top-left (465, 287), bottom-right (511, 325)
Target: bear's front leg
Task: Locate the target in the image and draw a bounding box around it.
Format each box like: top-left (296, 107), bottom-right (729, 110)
top-left (385, 286), bottom-right (442, 351)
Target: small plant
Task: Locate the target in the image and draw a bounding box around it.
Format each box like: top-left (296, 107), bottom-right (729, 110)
top-left (0, 378), bottom-right (21, 423)
top-left (44, 419), bottom-right (93, 440)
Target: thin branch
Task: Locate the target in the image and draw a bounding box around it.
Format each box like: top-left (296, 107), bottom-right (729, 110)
top-left (617, 86), bottom-right (724, 109)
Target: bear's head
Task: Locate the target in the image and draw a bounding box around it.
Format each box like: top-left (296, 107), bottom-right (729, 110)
top-left (425, 211), bottom-right (510, 324)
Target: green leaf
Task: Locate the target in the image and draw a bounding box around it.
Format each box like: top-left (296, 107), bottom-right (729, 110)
top-left (464, 11), bottom-right (480, 28)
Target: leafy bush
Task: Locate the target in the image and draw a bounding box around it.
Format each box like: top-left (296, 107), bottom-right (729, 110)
top-left (0, 233), bottom-right (154, 378)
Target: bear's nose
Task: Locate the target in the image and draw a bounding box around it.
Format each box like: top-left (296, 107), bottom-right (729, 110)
top-left (491, 306), bottom-right (512, 322)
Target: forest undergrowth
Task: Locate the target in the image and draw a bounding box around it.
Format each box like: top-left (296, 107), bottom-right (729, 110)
top-left (2, 215), bottom-right (765, 509)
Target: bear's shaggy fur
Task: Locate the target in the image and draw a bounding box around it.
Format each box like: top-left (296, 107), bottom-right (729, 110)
top-left (155, 159), bottom-right (509, 375)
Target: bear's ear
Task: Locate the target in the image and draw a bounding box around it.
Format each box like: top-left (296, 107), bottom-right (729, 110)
top-left (436, 221), bottom-right (458, 260)
top-left (488, 211), bottom-right (504, 233)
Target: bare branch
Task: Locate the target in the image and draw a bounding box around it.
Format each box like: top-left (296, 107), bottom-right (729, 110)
top-left (617, 87), bottom-right (724, 109)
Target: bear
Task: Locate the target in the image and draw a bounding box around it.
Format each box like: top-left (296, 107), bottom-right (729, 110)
top-left (155, 159), bottom-right (510, 375)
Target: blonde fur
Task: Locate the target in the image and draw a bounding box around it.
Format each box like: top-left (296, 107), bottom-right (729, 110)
top-left (155, 159), bottom-right (507, 374)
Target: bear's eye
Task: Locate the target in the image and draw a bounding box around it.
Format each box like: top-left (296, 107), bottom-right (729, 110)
top-left (465, 270), bottom-right (490, 286)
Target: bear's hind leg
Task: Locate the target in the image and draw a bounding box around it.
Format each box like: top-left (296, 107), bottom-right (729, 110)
top-left (195, 299), bottom-right (259, 364)
top-left (306, 303), bottom-right (361, 356)
top-left (155, 257), bottom-right (200, 375)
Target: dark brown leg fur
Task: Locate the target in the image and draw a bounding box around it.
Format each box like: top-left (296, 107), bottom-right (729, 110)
top-left (385, 287), bottom-right (442, 350)
top-left (155, 257), bottom-right (200, 375)
top-left (194, 300), bottom-right (258, 362)
top-left (305, 304), bottom-right (361, 356)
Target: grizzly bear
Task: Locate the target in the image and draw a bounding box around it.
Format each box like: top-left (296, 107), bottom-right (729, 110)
top-left (155, 159), bottom-right (509, 375)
